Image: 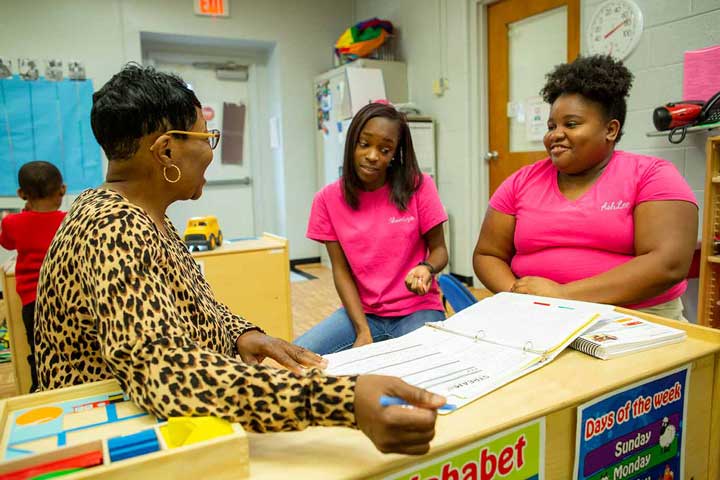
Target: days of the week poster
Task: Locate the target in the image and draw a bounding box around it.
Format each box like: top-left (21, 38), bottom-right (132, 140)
top-left (574, 365), bottom-right (689, 480)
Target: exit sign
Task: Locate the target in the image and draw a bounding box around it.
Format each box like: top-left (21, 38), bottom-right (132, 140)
top-left (194, 0), bottom-right (229, 17)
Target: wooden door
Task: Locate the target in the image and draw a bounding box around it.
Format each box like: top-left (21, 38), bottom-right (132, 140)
top-left (487, 0), bottom-right (580, 195)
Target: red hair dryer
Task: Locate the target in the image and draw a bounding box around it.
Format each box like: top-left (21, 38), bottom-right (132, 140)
top-left (653, 101), bottom-right (704, 130)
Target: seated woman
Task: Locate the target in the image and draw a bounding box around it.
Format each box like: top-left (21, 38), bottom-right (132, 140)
top-left (295, 103), bottom-right (448, 355)
top-left (34, 64), bottom-right (445, 455)
top-left (473, 55), bottom-right (697, 320)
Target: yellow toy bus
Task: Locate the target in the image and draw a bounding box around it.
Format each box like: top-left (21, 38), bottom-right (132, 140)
top-left (183, 216), bottom-right (223, 251)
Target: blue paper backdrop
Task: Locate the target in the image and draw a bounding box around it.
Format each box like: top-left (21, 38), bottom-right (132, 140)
top-left (0, 76), bottom-right (102, 196)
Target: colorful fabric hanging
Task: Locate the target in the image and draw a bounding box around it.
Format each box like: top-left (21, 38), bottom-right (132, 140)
top-left (335, 18), bottom-right (394, 59)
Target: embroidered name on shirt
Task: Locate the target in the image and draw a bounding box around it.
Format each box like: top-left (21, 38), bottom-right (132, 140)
top-left (600, 200), bottom-right (631, 211)
top-left (389, 215), bottom-right (416, 224)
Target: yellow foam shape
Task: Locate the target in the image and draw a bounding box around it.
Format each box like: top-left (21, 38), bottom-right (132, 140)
top-left (160, 416), bottom-right (233, 449)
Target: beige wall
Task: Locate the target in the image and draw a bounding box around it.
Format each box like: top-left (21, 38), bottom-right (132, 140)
top-left (0, 0), bottom-right (354, 260)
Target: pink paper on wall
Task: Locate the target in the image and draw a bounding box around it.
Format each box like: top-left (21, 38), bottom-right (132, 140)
top-left (683, 45), bottom-right (720, 102)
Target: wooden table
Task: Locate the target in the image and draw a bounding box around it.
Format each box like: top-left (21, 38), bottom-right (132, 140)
top-left (246, 309), bottom-right (720, 479)
top-left (0, 309), bottom-right (718, 479)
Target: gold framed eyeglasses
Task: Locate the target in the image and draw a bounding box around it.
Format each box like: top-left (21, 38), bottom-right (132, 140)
top-left (165, 129), bottom-right (221, 150)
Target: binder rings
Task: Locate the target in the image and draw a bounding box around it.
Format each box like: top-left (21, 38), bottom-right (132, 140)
top-left (325, 293), bottom-right (608, 410)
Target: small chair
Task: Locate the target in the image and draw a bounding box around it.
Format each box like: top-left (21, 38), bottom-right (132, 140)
top-left (437, 274), bottom-right (478, 314)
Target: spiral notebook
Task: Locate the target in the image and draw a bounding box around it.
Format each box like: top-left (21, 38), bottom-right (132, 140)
top-left (324, 293), bottom-right (608, 411)
top-left (570, 312), bottom-right (686, 360)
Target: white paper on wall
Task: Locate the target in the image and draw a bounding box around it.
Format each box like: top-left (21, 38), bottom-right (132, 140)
top-left (524, 96), bottom-right (549, 142)
top-left (269, 116), bottom-right (281, 150)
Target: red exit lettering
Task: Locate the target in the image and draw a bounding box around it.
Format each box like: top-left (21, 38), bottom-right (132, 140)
top-left (196, 0), bottom-right (227, 16)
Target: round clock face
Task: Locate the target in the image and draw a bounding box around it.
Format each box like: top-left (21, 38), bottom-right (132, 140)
top-left (587, 0), bottom-right (644, 60)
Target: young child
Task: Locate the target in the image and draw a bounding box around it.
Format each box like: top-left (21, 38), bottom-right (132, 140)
top-left (0, 161), bottom-right (66, 392)
top-left (295, 102), bottom-right (449, 355)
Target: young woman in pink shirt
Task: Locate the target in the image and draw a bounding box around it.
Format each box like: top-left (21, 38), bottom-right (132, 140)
top-left (474, 55), bottom-right (697, 320)
top-left (296, 103), bottom-right (449, 355)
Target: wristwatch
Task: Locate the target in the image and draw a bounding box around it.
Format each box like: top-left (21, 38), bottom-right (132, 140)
top-left (418, 261), bottom-right (436, 275)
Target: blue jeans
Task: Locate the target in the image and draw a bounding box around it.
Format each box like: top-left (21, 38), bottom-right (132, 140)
top-left (294, 308), bottom-right (445, 355)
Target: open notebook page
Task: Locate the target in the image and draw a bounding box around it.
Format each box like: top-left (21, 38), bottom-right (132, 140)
top-left (325, 325), bottom-right (544, 409)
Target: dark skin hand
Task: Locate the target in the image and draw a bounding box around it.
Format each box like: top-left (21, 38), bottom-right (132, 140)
top-left (354, 375), bottom-right (446, 455)
top-left (238, 332), bottom-right (447, 455)
top-left (236, 330), bottom-right (327, 375)
top-left (404, 223), bottom-right (448, 295)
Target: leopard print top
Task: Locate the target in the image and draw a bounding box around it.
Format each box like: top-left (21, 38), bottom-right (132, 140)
top-left (35, 188), bottom-right (357, 432)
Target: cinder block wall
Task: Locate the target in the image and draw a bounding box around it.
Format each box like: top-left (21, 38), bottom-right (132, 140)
top-left (582, 0), bottom-right (720, 230)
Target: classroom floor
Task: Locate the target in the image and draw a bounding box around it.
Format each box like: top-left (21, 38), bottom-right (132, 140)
top-left (0, 264), bottom-right (490, 400)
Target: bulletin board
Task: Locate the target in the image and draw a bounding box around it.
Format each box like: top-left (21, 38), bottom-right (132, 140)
top-left (0, 76), bottom-right (102, 196)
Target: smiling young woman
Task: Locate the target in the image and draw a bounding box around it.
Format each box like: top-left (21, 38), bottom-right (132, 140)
top-left (473, 55), bottom-right (698, 320)
top-left (295, 103), bottom-right (449, 355)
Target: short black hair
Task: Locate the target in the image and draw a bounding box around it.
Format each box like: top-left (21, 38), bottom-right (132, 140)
top-left (540, 55), bottom-right (634, 142)
top-left (18, 161), bottom-right (63, 199)
top-left (91, 63), bottom-right (201, 161)
top-left (342, 103), bottom-right (422, 211)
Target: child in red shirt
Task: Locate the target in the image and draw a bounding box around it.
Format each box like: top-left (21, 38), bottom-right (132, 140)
top-left (0, 161), bottom-right (66, 392)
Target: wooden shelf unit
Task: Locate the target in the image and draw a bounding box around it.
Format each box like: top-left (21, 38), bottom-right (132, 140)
top-left (698, 136), bottom-right (720, 327)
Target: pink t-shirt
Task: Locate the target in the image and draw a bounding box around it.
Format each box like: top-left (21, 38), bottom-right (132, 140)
top-left (489, 151), bottom-right (697, 309)
top-left (307, 174), bottom-right (448, 316)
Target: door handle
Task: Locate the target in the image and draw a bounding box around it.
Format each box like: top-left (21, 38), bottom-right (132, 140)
top-left (484, 151), bottom-right (499, 161)
top-left (205, 177), bottom-right (252, 186)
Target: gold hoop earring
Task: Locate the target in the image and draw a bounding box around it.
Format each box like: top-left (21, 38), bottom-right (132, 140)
top-left (163, 164), bottom-right (182, 183)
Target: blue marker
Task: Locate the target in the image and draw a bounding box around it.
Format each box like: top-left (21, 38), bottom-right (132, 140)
top-left (379, 395), bottom-right (457, 411)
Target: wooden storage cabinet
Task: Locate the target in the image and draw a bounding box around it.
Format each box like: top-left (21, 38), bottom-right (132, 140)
top-left (699, 136), bottom-right (720, 327)
top-left (191, 233), bottom-right (293, 341)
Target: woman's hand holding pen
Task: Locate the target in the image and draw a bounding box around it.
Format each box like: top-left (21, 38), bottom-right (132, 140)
top-left (354, 375), bottom-right (446, 455)
top-left (405, 265), bottom-right (433, 296)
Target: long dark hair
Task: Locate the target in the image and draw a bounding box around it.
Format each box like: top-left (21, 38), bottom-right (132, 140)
top-left (342, 103), bottom-right (422, 210)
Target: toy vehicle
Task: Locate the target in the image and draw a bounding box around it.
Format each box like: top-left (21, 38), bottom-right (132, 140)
top-left (183, 216), bottom-right (223, 251)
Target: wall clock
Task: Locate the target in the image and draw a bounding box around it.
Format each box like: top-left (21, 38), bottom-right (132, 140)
top-left (587, 0), bottom-right (644, 60)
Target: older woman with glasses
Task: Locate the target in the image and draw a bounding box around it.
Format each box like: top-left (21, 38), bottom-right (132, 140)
top-left (33, 64), bottom-right (444, 455)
